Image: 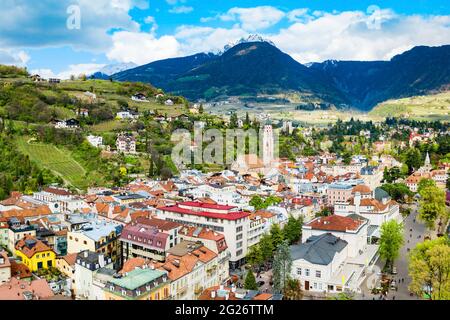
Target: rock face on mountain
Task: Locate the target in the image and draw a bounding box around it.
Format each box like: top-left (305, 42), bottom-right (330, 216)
top-left (112, 41), bottom-right (450, 110)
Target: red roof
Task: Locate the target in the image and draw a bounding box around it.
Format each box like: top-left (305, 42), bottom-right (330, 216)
top-left (159, 204), bottom-right (249, 221)
top-left (306, 215), bottom-right (365, 232)
top-left (179, 201), bottom-right (236, 210)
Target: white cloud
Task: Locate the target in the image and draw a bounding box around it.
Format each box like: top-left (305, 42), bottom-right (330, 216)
top-left (286, 8), bottom-right (311, 23)
top-left (31, 63), bottom-right (106, 79)
top-left (107, 31), bottom-right (180, 65)
top-left (269, 9), bottom-right (450, 63)
top-left (175, 26), bottom-right (248, 54)
top-left (144, 16), bottom-right (158, 33)
top-left (169, 6), bottom-right (194, 14)
top-left (0, 0), bottom-right (143, 51)
top-left (0, 49), bottom-right (30, 66)
top-left (166, 0), bottom-right (185, 5)
top-left (220, 6), bottom-right (285, 31)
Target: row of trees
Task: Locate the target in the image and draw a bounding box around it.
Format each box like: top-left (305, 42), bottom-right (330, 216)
top-left (249, 195), bottom-right (282, 210)
top-left (246, 216), bottom-right (303, 268)
top-left (244, 240), bottom-right (304, 300)
top-left (417, 179), bottom-right (448, 232)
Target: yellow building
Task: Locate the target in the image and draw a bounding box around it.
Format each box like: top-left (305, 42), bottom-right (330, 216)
top-left (104, 268), bottom-right (170, 300)
top-left (15, 236), bottom-right (56, 272)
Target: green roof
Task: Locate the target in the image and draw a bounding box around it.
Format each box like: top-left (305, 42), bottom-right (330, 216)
top-left (109, 268), bottom-right (166, 290)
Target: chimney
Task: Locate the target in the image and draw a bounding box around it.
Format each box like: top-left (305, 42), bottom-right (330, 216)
top-left (210, 290), bottom-right (216, 298)
top-left (98, 254), bottom-right (105, 268)
top-left (84, 251), bottom-right (89, 258)
top-left (354, 192), bottom-right (361, 215)
top-left (225, 292), bottom-right (229, 300)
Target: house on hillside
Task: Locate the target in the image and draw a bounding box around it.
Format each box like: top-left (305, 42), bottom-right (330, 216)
top-left (116, 109), bottom-right (139, 120)
top-left (54, 118), bottom-right (80, 129)
top-left (131, 93), bottom-right (149, 102)
top-left (116, 133), bottom-right (136, 154)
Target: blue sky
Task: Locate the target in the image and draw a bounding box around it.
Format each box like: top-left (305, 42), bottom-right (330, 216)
top-left (0, 0), bottom-right (449, 78)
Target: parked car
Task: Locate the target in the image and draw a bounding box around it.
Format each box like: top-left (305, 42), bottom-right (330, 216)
top-left (390, 280), bottom-right (397, 290)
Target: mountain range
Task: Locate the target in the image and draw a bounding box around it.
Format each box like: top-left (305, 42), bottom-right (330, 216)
top-left (107, 38), bottom-right (450, 110)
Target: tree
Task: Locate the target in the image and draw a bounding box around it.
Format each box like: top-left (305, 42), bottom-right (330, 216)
top-left (249, 195), bottom-right (265, 210)
top-left (330, 292), bottom-right (354, 300)
top-left (229, 112), bottom-right (238, 128)
top-left (418, 185), bottom-right (447, 230)
top-left (244, 112), bottom-right (250, 127)
top-left (283, 215), bottom-right (303, 244)
top-left (409, 237), bottom-right (450, 300)
top-left (283, 278), bottom-right (303, 300)
top-left (381, 183), bottom-right (413, 202)
top-left (244, 270), bottom-right (258, 290)
top-left (272, 241), bottom-right (292, 294)
top-left (315, 207), bottom-right (332, 217)
top-left (259, 234), bottom-right (274, 262)
top-left (270, 224), bottom-right (284, 249)
top-left (404, 148), bottom-right (422, 173)
top-left (246, 244), bottom-right (263, 267)
top-left (198, 104), bottom-right (204, 114)
top-left (378, 220), bottom-right (404, 271)
top-left (417, 178), bottom-right (436, 195)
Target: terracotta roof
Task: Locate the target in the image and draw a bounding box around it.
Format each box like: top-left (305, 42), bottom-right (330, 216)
top-left (306, 215), bottom-right (365, 232)
top-left (120, 257), bottom-right (147, 274)
top-left (178, 226), bottom-right (228, 253)
top-left (254, 293), bottom-right (272, 300)
top-left (0, 278), bottom-right (54, 300)
top-left (154, 246), bottom-right (217, 281)
top-left (0, 205), bottom-right (52, 219)
top-left (15, 235), bottom-right (54, 259)
top-left (95, 202), bottom-right (110, 215)
top-left (352, 184), bottom-right (371, 193)
top-left (10, 260), bottom-right (32, 279)
top-left (43, 187), bottom-right (72, 196)
top-left (62, 253), bottom-right (78, 266)
top-left (134, 217), bottom-right (181, 230)
top-left (159, 204), bottom-right (249, 221)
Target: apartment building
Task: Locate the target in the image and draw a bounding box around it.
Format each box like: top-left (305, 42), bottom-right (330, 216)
top-left (156, 201), bottom-right (250, 268)
top-left (67, 220), bottom-right (123, 263)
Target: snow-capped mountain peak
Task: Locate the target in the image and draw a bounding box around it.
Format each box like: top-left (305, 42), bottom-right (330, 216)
top-left (213, 34), bottom-right (275, 55)
top-left (97, 62), bottom-right (137, 76)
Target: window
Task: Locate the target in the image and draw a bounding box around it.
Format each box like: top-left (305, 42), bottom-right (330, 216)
top-left (83, 241), bottom-right (87, 245)
top-left (296, 267), bottom-right (302, 276)
top-left (236, 249), bottom-right (243, 256)
top-left (236, 226), bottom-right (243, 232)
top-left (236, 234), bottom-right (242, 241)
top-left (305, 269), bottom-right (310, 277)
top-left (316, 270), bottom-right (321, 278)
top-left (236, 241), bottom-right (242, 248)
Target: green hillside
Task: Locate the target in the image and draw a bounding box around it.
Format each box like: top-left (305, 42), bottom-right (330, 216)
top-left (16, 137), bottom-right (93, 190)
top-left (369, 92), bottom-right (450, 121)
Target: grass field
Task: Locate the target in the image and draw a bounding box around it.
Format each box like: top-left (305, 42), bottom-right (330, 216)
top-left (369, 92), bottom-right (450, 121)
top-left (16, 137), bottom-right (89, 190)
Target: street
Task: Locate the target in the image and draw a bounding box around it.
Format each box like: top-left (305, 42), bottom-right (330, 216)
top-left (359, 204), bottom-right (427, 300)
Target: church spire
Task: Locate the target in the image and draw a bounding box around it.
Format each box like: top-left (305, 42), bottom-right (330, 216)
top-left (425, 152), bottom-right (430, 166)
